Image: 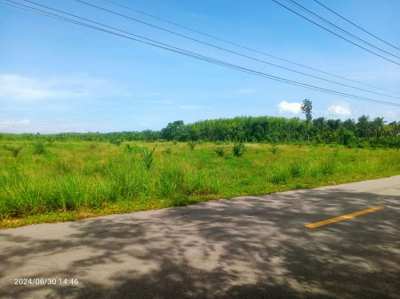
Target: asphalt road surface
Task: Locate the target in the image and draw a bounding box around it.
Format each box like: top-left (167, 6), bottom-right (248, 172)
top-left (1, 176), bottom-right (399, 299)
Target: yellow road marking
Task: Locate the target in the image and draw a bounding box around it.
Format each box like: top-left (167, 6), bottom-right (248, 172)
top-left (305, 206), bottom-right (384, 229)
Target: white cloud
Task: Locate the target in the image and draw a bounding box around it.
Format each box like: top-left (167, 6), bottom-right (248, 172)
top-left (328, 104), bottom-right (351, 116)
top-left (278, 101), bottom-right (302, 114)
top-left (0, 119), bottom-right (31, 131)
top-left (0, 118), bottom-right (115, 133)
top-left (0, 73), bottom-right (129, 102)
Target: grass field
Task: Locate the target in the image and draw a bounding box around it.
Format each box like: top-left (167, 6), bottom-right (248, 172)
top-left (1, 140), bottom-right (400, 228)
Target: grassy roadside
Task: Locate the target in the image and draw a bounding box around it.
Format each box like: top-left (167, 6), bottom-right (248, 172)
top-left (1, 141), bottom-right (400, 228)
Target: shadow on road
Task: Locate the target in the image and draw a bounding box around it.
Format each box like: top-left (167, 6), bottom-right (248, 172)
top-left (0, 188), bottom-right (399, 299)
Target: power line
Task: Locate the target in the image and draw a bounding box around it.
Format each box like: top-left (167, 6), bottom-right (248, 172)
top-left (72, 0), bottom-right (400, 100)
top-left (286, 0), bottom-right (400, 61)
top-left (271, 0), bottom-right (400, 67)
top-left (7, 0), bottom-right (400, 107)
top-left (4, 0), bottom-right (400, 108)
top-left (99, 0), bottom-right (396, 96)
top-left (312, 0), bottom-right (400, 53)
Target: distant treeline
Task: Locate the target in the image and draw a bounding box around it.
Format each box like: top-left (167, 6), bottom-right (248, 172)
top-left (159, 116), bottom-right (400, 147)
top-left (1, 115), bottom-right (400, 148)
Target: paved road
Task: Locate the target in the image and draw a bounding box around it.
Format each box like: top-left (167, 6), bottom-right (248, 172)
top-left (1, 176), bottom-right (400, 299)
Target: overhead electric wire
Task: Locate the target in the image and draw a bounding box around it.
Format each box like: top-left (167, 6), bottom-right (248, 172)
top-left (285, 0), bottom-right (400, 61)
top-left (271, 0), bottom-right (400, 67)
top-left (1, 0), bottom-right (35, 13)
top-left (99, 0), bottom-right (396, 96)
top-left (71, 0), bottom-right (400, 100)
top-left (312, 0), bottom-right (400, 53)
top-left (4, 0), bottom-right (400, 108)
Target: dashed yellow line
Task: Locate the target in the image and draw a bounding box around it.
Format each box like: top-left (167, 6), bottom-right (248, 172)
top-left (305, 206), bottom-right (384, 229)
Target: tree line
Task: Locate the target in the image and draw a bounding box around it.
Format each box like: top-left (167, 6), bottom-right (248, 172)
top-left (1, 100), bottom-right (399, 147)
top-left (1, 115), bottom-right (399, 148)
top-left (160, 99), bottom-right (400, 147)
top-left (159, 115), bottom-right (400, 147)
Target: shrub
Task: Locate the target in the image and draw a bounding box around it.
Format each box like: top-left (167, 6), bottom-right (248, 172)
top-left (215, 147), bottom-right (225, 157)
top-left (33, 142), bottom-right (46, 155)
top-left (233, 143), bottom-right (245, 157)
top-left (338, 129), bottom-right (356, 147)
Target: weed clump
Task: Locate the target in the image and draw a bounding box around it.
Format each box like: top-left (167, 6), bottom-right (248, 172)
top-left (142, 147), bottom-right (156, 170)
top-left (269, 169), bottom-right (289, 184)
top-left (289, 162), bottom-right (304, 178)
top-left (110, 139), bottom-right (122, 146)
top-left (233, 143), bottom-right (245, 157)
top-left (158, 167), bottom-right (185, 198)
top-left (270, 145), bottom-right (279, 155)
top-left (215, 147), bottom-right (225, 157)
top-left (33, 142), bottom-right (46, 155)
top-left (188, 141), bottom-right (196, 151)
top-left (4, 145), bottom-right (23, 157)
top-left (125, 144), bottom-right (132, 153)
top-left (320, 160), bottom-right (336, 176)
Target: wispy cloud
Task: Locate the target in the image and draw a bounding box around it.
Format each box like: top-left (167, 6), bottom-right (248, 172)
top-left (328, 104), bottom-right (351, 116)
top-left (0, 119), bottom-right (31, 131)
top-left (278, 101), bottom-right (301, 114)
top-left (0, 73), bottom-right (130, 102)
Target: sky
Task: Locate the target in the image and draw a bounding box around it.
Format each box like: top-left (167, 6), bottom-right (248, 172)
top-left (1, 0), bottom-right (400, 133)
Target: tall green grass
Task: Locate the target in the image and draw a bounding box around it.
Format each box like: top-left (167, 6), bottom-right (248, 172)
top-left (1, 141), bottom-right (400, 225)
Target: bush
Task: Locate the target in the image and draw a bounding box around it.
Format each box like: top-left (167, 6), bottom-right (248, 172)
top-left (338, 129), bottom-right (356, 147)
top-left (33, 142), bottom-right (46, 155)
top-left (233, 143), bottom-right (245, 157)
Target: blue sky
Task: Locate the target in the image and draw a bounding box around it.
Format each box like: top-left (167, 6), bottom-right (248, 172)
top-left (1, 0), bottom-right (399, 133)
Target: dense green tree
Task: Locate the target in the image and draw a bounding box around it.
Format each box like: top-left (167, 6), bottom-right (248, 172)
top-left (160, 121), bottom-right (186, 140)
top-left (301, 99), bottom-right (313, 123)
